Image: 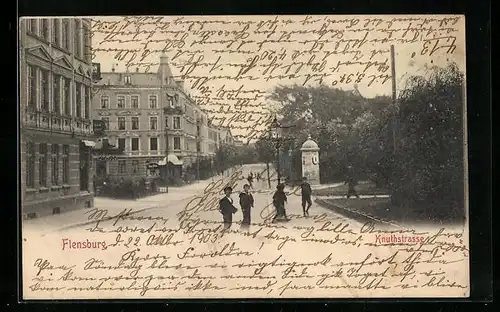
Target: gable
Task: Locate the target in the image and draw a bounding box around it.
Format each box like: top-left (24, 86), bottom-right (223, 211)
top-left (53, 56), bottom-right (73, 71)
top-left (26, 45), bottom-right (52, 62)
top-left (77, 64), bottom-right (86, 76)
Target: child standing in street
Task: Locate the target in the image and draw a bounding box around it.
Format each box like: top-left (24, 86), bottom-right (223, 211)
top-left (272, 183), bottom-right (289, 222)
top-left (239, 184), bottom-right (254, 227)
top-left (300, 177), bottom-right (313, 216)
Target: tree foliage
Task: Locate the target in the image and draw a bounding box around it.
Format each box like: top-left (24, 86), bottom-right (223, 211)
top-left (270, 63), bottom-right (465, 221)
top-left (390, 63), bottom-right (465, 219)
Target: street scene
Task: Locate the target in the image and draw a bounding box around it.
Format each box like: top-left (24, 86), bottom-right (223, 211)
top-left (20, 15), bottom-right (469, 299)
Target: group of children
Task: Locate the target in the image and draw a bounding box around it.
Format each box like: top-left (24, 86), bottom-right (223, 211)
top-left (218, 176), bottom-right (314, 229)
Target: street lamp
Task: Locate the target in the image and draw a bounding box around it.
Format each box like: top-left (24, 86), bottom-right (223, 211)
top-left (269, 115), bottom-right (295, 186)
top-left (269, 117), bottom-right (281, 185)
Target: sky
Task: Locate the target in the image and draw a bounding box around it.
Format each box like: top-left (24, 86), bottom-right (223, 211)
top-left (89, 15), bottom-right (466, 139)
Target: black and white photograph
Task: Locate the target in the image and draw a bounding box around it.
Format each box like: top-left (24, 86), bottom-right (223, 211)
top-left (19, 15), bottom-right (469, 299)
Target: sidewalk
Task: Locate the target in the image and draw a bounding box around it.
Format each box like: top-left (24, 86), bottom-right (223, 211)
top-left (22, 173), bottom-right (234, 234)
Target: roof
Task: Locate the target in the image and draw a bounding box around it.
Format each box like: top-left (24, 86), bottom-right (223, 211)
top-left (300, 135), bottom-right (319, 151)
top-left (96, 72), bottom-right (161, 86)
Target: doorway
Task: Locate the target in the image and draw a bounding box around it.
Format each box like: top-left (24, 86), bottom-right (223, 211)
top-left (79, 142), bottom-right (90, 191)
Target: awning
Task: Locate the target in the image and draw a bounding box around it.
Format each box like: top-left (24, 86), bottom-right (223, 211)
top-left (82, 140), bottom-right (96, 147)
top-left (158, 154), bottom-right (183, 166)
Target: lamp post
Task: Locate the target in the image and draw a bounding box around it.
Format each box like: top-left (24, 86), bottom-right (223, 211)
top-left (164, 118), bottom-right (169, 193)
top-left (269, 115), bottom-right (295, 186)
top-left (288, 147), bottom-right (293, 184)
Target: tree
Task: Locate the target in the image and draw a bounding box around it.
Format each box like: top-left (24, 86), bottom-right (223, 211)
top-left (268, 84), bottom-right (391, 182)
top-left (255, 136), bottom-right (275, 188)
top-left (390, 63), bottom-right (465, 220)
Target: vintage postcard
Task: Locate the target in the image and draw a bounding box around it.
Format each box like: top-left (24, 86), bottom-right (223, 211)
top-left (20, 15), bottom-right (469, 299)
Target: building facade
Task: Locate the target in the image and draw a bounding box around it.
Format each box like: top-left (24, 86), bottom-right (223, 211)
top-left (20, 17), bottom-right (95, 219)
top-left (92, 53), bottom-right (220, 180)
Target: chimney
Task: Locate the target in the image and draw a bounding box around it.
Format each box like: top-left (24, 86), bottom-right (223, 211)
top-left (111, 64), bottom-right (116, 72)
top-left (136, 67), bottom-right (139, 73)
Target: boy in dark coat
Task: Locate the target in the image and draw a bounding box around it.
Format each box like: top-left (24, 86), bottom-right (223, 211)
top-left (272, 183), bottom-right (289, 222)
top-left (300, 177), bottom-right (313, 216)
top-left (239, 184), bottom-right (254, 226)
top-left (219, 186), bottom-right (237, 229)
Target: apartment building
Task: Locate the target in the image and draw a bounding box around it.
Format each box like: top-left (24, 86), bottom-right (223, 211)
top-left (92, 53), bottom-right (219, 180)
top-left (19, 17), bottom-right (95, 219)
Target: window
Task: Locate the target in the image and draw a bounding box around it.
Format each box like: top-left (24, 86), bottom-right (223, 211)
top-left (28, 19), bottom-right (38, 35)
top-left (52, 74), bottom-right (61, 113)
top-left (118, 160), bottom-right (126, 174)
top-left (131, 138), bottom-right (139, 151)
top-left (62, 145), bottom-right (69, 184)
top-left (150, 117), bottom-right (157, 130)
top-left (131, 95), bottom-right (139, 108)
top-left (52, 19), bottom-right (60, 46)
top-left (27, 65), bottom-right (36, 110)
top-left (173, 116), bottom-right (181, 129)
top-left (118, 138), bottom-right (126, 151)
top-left (101, 117), bottom-right (109, 130)
top-left (132, 160), bottom-right (139, 173)
top-left (117, 95), bottom-right (125, 108)
top-left (196, 141), bottom-right (201, 152)
top-left (40, 69), bottom-right (49, 111)
top-left (131, 117), bottom-right (139, 130)
top-left (41, 19), bottom-right (49, 41)
top-left (150, 138), bottom-right (158, 151)
top-left (26, 142), bottom-right (35, 187)
top-left (62, 19), bottom-right (70, 50)
top-left (75, 83), bottom-right (82, 117)
top-left (63, 78), bottom-right (71, 115)
top-left (118, 117), bottom-right (125, 130)
top-left (149, 95), bottom-right (157, 108)
top-left (124, 75), bottom-right (131, 85)
top-left (74, 19), bottom-right (81, 57)
top-left (100, 95), bottom-right (109, 108)
top-left (84, 86), bottom-right (90, 118)
top-left (51, 144), bottom-right (59, 185)
top-left (174, 137), bottom-right (181, 150)
top-left (168, 96), bottom-right (174, 107)
top-left (38, 143), bottom-right (48, 187)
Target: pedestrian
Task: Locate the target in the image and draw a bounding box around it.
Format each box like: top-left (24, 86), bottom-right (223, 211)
top-left (300, 176), bottom-right (313, 216)
top-left (345, 166), bottom-right (360, 199)
top-left (219, 186), bottom-right (237, 229)
top-left (272, 183), bottom-right (289, 222)
top-left (247, 173), bottom-right (254, 189)
top-left (239, 184), bottom-right (254, 227)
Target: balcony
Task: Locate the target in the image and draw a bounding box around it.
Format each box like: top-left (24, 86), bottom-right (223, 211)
top-left (23, 109), bottom-right (93, 137)
top-left (164, 106), bottom-right (184, 115)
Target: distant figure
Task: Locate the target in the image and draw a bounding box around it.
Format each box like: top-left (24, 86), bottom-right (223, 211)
top-left (239, 184), bottom-right (254, 227)
top-left (345, 166), bottom-right (360, 199)
top-left (219, 186), bottom-right (237, 229)
top-left (256, 173), bottom-right (261, 182)
top-left (247, 173), bottom-right (254, 189)
top-left (272, 183), bottom-right (289, 222)
top-left (300, 176), bottom-right (313, 216)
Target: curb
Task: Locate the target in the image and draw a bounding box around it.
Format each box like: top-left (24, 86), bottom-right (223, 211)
top-left (314, 198), bottom-right (403, 228)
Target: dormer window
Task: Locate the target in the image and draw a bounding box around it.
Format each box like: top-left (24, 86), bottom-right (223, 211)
top-left (124, 75), bottom-right (131, 85)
